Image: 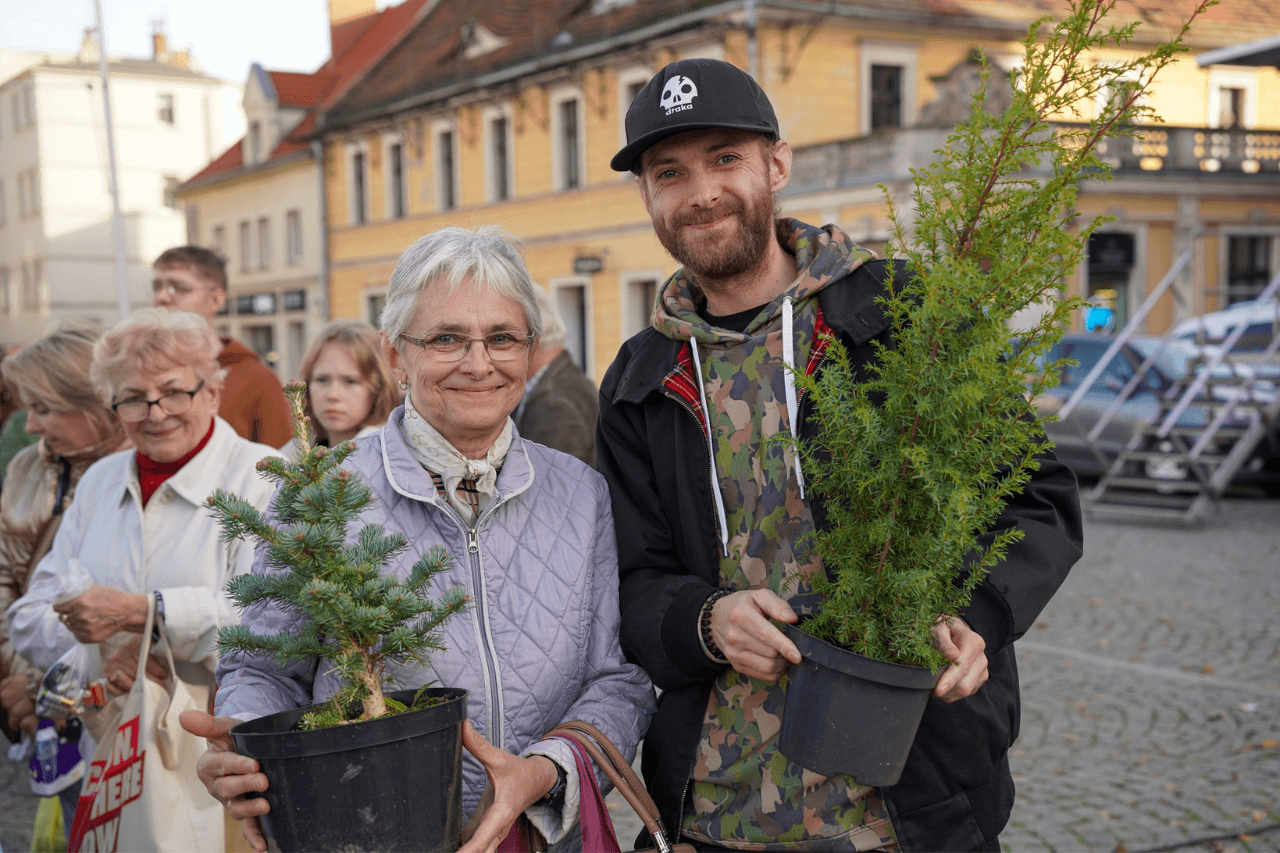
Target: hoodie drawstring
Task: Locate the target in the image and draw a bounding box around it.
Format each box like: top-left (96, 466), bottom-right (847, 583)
top-left (782, 298), bottom-right (806, 499)
top-left (689, 337), bottom-right (731, 557)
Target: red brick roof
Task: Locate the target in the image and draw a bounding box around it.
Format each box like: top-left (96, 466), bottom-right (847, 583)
top-left (324, 0), bottom-right (1280, 126)
top-left (181, 0), bottom-right (432, 188)
top-left (269, 71), bottom-right (334, 108)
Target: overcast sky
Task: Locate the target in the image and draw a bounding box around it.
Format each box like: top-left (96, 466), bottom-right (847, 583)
top-left (0, 0), bottom-right (377, 81)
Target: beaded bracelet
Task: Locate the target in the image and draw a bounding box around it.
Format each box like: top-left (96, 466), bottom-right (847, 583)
top-left (699, 588), bottom-right (734, 665)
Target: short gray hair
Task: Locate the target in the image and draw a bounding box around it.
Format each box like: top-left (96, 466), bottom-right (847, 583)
top-left (380, 226), bottom-right (544, 350)
top-left (531, 286), bottom-right (567, 346)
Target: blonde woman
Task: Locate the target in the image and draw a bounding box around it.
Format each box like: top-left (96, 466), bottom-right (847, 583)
top-left (279, 319), bottom-right (398, 459)
top-left (0, 321), bottom-right (130, 743)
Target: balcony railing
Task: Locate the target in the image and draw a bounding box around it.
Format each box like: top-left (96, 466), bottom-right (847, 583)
top-left (783, 125), bottom-right (1280, 197)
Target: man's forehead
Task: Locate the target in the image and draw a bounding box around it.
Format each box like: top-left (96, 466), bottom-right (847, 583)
top-left (153, 263), bottom-right (209, 285)
top-left (640, 128), bottom-right (767, 168)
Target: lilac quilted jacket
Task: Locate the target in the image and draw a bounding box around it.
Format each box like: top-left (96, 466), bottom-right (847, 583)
top-left (215, 407), bottom-right (656, 824)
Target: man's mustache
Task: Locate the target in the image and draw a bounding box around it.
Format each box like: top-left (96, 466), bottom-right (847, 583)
top-left (674, 201), bottom-right (744, 229)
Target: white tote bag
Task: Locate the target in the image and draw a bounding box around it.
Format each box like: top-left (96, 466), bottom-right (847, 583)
top-left (68, 594), bottom-right (225, 853)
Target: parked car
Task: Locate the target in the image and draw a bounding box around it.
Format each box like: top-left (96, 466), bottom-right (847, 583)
top-left (1031, 334), bottom-right (1280, 495)
top-left (1171, 299), bottom-right (1280, 355)
top-left (1127, 336), bottom-right (1276, 404)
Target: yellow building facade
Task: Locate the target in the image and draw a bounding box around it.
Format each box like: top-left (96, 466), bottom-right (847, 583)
top-left (320, 0), bottom-right (1280, 378)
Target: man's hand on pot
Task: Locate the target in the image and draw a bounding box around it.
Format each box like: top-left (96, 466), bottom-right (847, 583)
top-left (179, 710), bottom-right (270, 853)
top-left (931, 616), bottom-right (988, 702)
top-left (0, 672), bottom-right (38, 739)
top-left (53, 585), bottom-right (148, 643)
top-left (710, 589), bottom-right (802, 682)
top-left (101, 635), bottom-right (170, 695)
top-left (458, 720), bottom-right (561, 853)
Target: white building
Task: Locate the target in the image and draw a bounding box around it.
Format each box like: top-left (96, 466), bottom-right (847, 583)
top-left (0, 36), bottom-right (243, 344)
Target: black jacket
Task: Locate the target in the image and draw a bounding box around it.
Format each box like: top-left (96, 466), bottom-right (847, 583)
top-left (596, 259), bottom-right (1084, 851)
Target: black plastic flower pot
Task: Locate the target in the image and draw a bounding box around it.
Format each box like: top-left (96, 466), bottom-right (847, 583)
top-left (779, 624), bottom-right (938, 787)
top-left (231, 688), bottom-right (467, 853)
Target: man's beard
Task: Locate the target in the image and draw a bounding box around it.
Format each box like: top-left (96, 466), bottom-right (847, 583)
top-left (653, 185), bottom-right (777, 286)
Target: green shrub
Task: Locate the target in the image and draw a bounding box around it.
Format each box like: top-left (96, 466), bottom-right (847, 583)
top-left (785, 0), bottom-right (1210, 669)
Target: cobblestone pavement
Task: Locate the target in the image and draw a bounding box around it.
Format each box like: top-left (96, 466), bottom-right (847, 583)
top-left (3, 499), bottom-right (1275, 852)
top-left (1004, 498), bottom-right (1280, 853)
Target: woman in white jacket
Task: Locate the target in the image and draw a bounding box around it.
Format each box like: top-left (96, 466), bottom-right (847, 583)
top-left (5, 308), bottom-right (279, 852)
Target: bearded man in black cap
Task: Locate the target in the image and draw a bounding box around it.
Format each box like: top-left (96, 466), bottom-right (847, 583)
top-left (595, 59), bottom-right (1082, 851)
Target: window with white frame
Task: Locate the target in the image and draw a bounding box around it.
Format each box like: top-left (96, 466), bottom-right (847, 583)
top-left (617, 67), bottom-right (651, 152)
top-left (486, 108), bottom-right (513, 202)
top-left (1225, 234), bottom-right (1273, 304)
top-left (621, 273), bottom-right (661, 339)
top-left (0, 267), bottom-right (9, 314)
top-left (212, 224), bottom-right (226, 256)
top-left (859, 43), bottom-right (917, 134)
top-left (23, 87), bottom-right (34, 127)
top-left (551, 88), bottom-right (586, 191)
top-left (26, 169), bottom-right (38, 214)
top-left (286, 210), bottom-right (302, 265)
top-left (249, 121), bottom-right (262, 163)
top-left (258, 217), bottom-right (271, 270)
top-left (0, 179), bottom-right (6, 225)
top-left (239, 220), bottom-right (252, 273)
top-left (386, 139), bottom-right (406, 219)
top-left (1208, 69), bottom-right (1256, 129)
top-left (21, 259), bottom-right (41, 310)
top-left (158, 93), bottom-right (175, 124)
top-left (436, 125), bottom-right (457, 210)
top-left (184, 204), bottom-right (198, 243)
top-left (1096, 65), bottom-right (1143, 122)
top-left (164, 175), bottom-right (180, 209)
top-left (10, 92), bottom-right (20, 130)
top-left (349, 146), bottom-right (369, 224)
top-left (551, 279), bottom-right (591, 375)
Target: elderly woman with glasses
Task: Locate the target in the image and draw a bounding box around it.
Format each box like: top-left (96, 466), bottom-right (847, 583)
top-left (183, 226), bottom-right (655, 853)
top-left (6, 308), bottom-right (279, 852)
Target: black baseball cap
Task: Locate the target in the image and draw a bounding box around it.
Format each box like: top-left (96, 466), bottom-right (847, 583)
top-left (610, 58), bottom-right (780, 173)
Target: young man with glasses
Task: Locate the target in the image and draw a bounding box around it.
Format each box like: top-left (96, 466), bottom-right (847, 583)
top-left (151, 246), bottom-right (292, 447)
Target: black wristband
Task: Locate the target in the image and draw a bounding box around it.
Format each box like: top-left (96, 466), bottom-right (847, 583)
top-left (535, 761), bottom-right (568, 809)
top-left (699, 588), bottom-right (734, 665)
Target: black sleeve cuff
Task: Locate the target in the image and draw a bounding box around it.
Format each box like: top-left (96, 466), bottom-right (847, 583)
top-left (661, 579), bottom-right (727, 680)
top-left (959, 580), bottom-right (1014, 655)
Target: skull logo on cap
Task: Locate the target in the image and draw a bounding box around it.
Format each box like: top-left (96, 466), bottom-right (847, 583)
top-left (660, 75), bottom-right (698, 114)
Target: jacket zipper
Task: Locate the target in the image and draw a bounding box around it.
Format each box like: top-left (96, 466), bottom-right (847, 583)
top-left (439, 504), bottom-right (505, 749)
top-left (670, 393), bottom-right (726, 553)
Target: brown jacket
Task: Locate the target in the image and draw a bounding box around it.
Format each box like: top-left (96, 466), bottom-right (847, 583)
top-left (0, 433), bottom-right (129, 681)
top-left (219, 338), bottom-right (292, 448)
top-left (515, 350), bottom-right (598, 468)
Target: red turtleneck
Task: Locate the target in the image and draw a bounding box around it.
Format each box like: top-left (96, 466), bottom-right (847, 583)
top-left (135, 420), bottom-right (215, 508)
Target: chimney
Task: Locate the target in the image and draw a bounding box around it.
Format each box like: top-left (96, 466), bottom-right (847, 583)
top-left (329, 0), bottom-right (377, 26)
top-left (151, 20), bottom-right (168, 60)
top-left (78, 27), bottom-right (100, 63)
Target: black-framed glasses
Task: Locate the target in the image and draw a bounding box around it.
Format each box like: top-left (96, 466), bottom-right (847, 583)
top-left (111, 381), bottom-right (205, 423)
top-left (399, 331), bottom-right (534, 363)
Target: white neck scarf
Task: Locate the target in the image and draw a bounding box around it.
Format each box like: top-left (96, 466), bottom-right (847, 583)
top-left (399, 393), bottom-right (513, 523)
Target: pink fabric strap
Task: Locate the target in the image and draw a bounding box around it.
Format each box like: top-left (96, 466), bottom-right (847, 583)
top-left (496, 736), bottom-right (621, 853)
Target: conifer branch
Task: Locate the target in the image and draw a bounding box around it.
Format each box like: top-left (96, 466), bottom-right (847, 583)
top-left (213, 380), bottom-right (467, 726)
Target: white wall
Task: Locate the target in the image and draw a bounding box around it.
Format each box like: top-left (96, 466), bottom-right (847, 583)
top-left (0, 62), bottom-right (243, 343)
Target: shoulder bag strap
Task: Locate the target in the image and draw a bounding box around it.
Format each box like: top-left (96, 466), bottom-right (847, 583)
top-left (546, 720), bottom-right (678, 853)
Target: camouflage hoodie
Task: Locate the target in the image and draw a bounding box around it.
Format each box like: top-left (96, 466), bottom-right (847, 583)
top-left (653, 220), bottom-right (897, 851)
